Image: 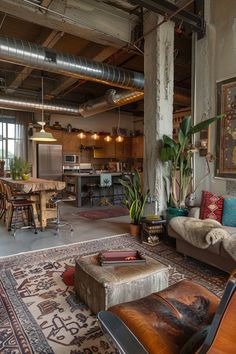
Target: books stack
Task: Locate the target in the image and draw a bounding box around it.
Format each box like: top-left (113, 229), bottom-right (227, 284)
top-left (142, 224), bottom-right (163, 246)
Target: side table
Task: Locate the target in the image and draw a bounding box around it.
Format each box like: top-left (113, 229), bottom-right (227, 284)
top-left (141, 216), bottom-right (167, 246)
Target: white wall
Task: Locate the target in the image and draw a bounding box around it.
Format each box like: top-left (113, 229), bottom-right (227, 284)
top-left (49, 110), bottom-right (135, 134)
top-left (194, 0), bottom-right (236, 202)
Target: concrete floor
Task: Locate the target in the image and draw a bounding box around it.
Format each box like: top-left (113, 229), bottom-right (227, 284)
top-left (0, 203), bottom-right (130, 257)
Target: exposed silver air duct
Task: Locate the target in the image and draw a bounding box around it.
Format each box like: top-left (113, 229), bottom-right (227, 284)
top-left (0, 36), bottom-right (144, 91)
top-left (0, 94), bottom-right (80, 115)
top-left (0, 89), bottom-right (144, 117)
top-left (79, 89), bottom-right (144, 117)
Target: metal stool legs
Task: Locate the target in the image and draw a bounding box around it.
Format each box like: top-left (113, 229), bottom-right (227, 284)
top-left (50, 199), bottom-right (74, 235)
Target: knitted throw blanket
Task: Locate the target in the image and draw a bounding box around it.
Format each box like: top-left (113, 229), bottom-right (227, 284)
top-left (170, 217), bottom-right (229, 249)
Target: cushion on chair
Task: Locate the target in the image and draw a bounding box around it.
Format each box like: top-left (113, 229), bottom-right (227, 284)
top-left (222, 198), bottom-right (236, 227)
top-left (200, 191), bottom-right (223, 222)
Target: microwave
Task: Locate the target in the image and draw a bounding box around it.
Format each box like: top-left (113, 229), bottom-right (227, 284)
top-left (64, 155), bottom-right (78, 164)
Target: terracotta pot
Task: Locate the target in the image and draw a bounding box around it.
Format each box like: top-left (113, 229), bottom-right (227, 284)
top-left (130, 223), bottom-right (141, 237)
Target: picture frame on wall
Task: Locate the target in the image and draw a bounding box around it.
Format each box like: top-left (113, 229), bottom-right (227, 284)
top-left (216, 77), bottom-right (236, 178)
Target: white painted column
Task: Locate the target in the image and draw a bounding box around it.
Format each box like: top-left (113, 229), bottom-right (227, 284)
top-left (144, 12), bottom-right (174, 213)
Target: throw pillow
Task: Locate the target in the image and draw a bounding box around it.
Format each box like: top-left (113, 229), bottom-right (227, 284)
top-left (200, 191), bottom-right (223, 222)
top-left (222, 198), bottom-right (236, 227)
top-left (180, 326), bottom-right (210, 354)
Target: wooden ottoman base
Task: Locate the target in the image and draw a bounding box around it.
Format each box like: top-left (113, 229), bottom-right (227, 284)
top-left (74, 253), bottom-right (169, 314)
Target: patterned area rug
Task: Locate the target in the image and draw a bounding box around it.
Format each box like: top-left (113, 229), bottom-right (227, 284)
top-left (78, 207), bottom-right (129, 219)
top-left (0, 234), bottom-right (228, 354)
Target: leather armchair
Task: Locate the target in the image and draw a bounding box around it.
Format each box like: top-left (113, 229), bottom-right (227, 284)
top-left (97, 271), bottom-right (236, 354)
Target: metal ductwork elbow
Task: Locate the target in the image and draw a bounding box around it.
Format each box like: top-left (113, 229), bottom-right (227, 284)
top-left (78, 89), bottom-right (144, 117)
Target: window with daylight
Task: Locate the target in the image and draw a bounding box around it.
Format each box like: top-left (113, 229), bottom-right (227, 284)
top-left (0, 112), bottom-right (27, 169)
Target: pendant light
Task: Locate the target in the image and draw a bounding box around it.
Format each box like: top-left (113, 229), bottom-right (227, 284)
top-left (115, 107), bottom-right (124, 143)
top-left (91, 132), bottom-right (99, 140)
top-left (104, 134), bottom-right (112, 142)
top-left (77, 131), bottom-right (86, 139)
top-left (30, 75), bottom-right (57, 142)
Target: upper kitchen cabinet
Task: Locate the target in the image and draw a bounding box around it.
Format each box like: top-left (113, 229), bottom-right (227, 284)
top-left (115, 137), bottom-right (132, 159)
top-left (42, 128), bottom-right (63, 145)
top-left (123, 137), bottom-right (132, 158)
top-left (63, 132), bottom-right (80, 153)
top-left (93, 135), bottom-right (116, 158)
top-left (131, 136), bottom-right (144, 158)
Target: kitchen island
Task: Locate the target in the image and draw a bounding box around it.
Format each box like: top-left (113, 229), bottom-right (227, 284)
top-left (63, 172), bottom-right (127, 207)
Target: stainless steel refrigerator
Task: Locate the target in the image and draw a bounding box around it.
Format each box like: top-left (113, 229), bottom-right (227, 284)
top-left (37, 144), bottom-right (63, 180)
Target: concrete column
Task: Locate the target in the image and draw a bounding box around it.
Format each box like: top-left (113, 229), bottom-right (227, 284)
top-left (144, 12), bottom-right (174, 213)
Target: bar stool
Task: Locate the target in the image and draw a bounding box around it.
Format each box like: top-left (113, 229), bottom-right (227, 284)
top-left (4, 184), bottom-right (37, 237)
top-left (99, 173), bottom-right (113, 206)
top-left (84, 183), bottom-right (98, 207)
top-left (48, 193), bottom-right (75, 235)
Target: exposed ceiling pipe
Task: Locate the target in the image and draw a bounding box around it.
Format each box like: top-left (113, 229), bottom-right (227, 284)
top-left (0, 93), bottom-right (80, 115)
top-left (0, 89), bottom-right (144, 117)
top-left (0, 36), bottom-right (144, 91)
top-left (79, 89), bottom-right (144, 117)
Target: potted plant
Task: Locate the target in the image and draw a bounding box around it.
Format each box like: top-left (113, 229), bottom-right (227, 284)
top-left (21, 160), bottom-right (31, 180)
top-left (119, 170), bottom-right (149, 236)
top-left (160, 115), bottom-right (224, 219)
top-left (10, 157), bottom-right (31, 180)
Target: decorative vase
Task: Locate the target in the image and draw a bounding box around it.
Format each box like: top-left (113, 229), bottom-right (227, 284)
top-left (22, 173), bottom-right (30, 181)
top-left (130, 223), bottom-right (141, 237)
top-left (167, 207), bottom-right (188, 221)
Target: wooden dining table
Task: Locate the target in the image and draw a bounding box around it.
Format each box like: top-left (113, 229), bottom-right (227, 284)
top-left (0, 177), bottom-right (66, 229)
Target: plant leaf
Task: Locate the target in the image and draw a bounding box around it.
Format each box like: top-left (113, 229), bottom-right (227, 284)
top-left (180, 116), bottom-right (192, 136)
top-left (189, 114), bottom-right (224, 135)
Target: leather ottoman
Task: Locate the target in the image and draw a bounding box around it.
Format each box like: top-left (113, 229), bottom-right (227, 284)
top-left (74, 252), bottom-right (169, 314)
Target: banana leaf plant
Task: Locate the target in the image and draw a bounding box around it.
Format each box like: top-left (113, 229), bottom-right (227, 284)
top-left (119, 170), bottom-right (149, 225)
top-left (160, 115), bottom-right (224, 209)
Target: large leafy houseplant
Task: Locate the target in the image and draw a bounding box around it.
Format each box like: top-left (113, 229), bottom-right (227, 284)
top-left (119, 170), bottom-right (149, 233)
top-left (160, 115), bottom-right (224, 209)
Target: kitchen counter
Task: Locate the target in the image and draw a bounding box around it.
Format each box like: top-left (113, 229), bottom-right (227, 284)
top-left (63, 172), bottom-right (125, 177)
top-left (63, 173), bottom-right (127, 207)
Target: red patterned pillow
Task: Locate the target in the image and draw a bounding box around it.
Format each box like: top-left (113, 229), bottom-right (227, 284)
top-left (200, 191), bottom-right (223, 222)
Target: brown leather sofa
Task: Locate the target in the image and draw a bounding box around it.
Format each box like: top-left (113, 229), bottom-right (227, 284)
top-left (168, 207), bottom-right (236, 273)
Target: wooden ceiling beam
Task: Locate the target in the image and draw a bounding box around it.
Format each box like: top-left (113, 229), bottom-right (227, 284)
top-left (6, 30), bottom-right (64, 93)
top-left (47, 46), bottom-right (118, 98)
top-left (1, 0), bottom-right (133, 47)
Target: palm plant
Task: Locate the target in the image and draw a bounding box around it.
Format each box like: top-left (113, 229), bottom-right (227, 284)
top-left (119, 170), bottom-right (149, 225)
top-left (160, 115), bottom-right (224, 209)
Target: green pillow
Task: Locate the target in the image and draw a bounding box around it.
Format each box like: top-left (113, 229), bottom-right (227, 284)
top-left (180, 326), bottom-right (210, 354)
top-left (222, 198), bottom-right (236, 227)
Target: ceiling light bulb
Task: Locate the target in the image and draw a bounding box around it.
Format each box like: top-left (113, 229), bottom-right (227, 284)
top-left (104, 135), bottom-right (112, 142)
top-left (91, 132), bottom-right (99, 140)
top-left (116, 135), bottom-right (124, 143)
top-left (78, 132), bottom-right (86, 139)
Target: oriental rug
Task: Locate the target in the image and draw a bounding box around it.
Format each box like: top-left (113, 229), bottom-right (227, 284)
top-left (0, 234), bottom-right (228, 354)
top-left (78, 207), bottom-right (129, 219)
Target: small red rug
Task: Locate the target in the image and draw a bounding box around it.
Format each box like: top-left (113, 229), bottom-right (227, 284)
top-left (78, 207), bottom-right (129, 219)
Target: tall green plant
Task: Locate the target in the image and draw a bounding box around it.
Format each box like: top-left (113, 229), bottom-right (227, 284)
top-left (119, 170), bottom-right (149, 225)
top-left (160, 115), bottom-right (224, 209)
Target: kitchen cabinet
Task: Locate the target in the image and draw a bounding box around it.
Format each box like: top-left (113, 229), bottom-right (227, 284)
top-left (93, 136), bottom-right (116, 158)
top-left (63, 132), bottom-right (80, 153)
top-left (40, 128), bottom-right (63, 145)
top-left (123, 137), bottom-right (132, 158)
top-left (131, 136), bottom-right (144, 158)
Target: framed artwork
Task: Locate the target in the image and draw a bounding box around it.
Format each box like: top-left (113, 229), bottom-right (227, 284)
top-left (216, 77), bottom-right (236, 178)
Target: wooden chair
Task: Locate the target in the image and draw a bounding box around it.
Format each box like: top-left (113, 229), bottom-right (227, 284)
top-left (97, 270), bottom-right (236, 354)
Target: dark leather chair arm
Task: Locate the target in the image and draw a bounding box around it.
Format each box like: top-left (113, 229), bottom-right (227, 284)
top-left (97, 311), bottom-right (148, 354)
